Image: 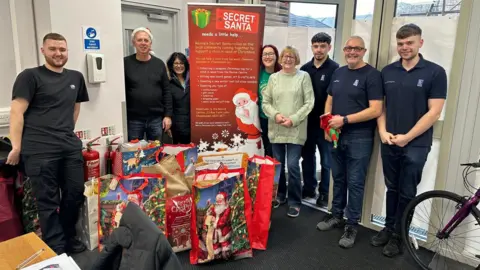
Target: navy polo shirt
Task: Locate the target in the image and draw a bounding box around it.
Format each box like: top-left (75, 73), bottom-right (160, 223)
top-left (327, 64), bottom-right (384, 136)
top-left (381, 54), bottom-right (447, 147)
top-left (300, 57), bottom-right (339, 119)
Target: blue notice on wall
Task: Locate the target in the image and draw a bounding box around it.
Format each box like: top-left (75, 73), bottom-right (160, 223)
top-left (83, 26), bottom-right (101, 50)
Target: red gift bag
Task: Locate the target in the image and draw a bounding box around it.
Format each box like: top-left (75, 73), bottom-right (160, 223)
top-left (189, 167), bottom-right (254, 264)
top-left (0, 175), bottom-right (23, 242)
top-left (247, 155), bottom-right (281, 250)
top-left (166, 194), bottom-right (193, 252)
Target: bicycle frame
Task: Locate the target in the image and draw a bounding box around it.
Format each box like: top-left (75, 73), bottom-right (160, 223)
top-left (437, 189), bottom-right (480, 239)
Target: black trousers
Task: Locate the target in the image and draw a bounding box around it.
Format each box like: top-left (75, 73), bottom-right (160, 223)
top-left (23, 150), bottom-right (85, 253)
top-left (172, 129), bottom-right (191, 144)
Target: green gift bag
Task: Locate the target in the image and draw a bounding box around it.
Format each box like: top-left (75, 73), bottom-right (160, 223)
top-left (192, 8), bottom-right (211, 29)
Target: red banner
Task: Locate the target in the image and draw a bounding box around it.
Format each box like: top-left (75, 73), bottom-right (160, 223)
top-left (188, 4), bottom-right (266, 157)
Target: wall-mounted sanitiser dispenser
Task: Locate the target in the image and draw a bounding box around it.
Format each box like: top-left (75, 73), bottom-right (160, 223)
top-left (86, 53), bottom-right (106, 83)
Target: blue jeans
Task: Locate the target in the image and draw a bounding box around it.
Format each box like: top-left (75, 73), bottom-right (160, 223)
top-left (301, 127), bottom-right (332, 195)
top-left (331, 134), bottom-right (373, 225)
top-left (260, 117), bottom-right (272, 157)
top-left (382, 144), bottom-right (430, 233)
top-left (127, 117), bottom-right (163, 142)
top-left (272, 143), bottom-right (303, 207)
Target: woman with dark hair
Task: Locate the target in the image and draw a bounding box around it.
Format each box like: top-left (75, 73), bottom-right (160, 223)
top-left (258, 45), bottom-right (282, 157)
top-left (166, 52), bottom-right (191, 144)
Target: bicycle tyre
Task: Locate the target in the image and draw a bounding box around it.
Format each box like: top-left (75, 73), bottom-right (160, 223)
top-left (400, 190), bottom-right (468, 270)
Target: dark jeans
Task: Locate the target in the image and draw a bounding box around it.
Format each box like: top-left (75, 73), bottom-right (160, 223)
top-left (260, 117), bottom-right (272, 157)
top-left (127, 117), bottom-right (163, 142)
top-left (331, 134), bottom-right (373, 225)
top-left (382, 144), bottom-right (430, 233)
top-left (272, 143), bottom-right (303, 207)
top-left (22, 150), bottom-right (85, 253)
top-left (301, 127), bottom-right (332, 195)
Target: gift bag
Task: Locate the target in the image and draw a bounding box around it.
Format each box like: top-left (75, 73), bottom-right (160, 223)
top-left (114, 140), bottom-right (161, 176)
top-left (159, 143), bottom-right (198, 172)
top-left (190, 167), bottom-right (253, 264)
top-left (166, 194), bottom-right (193, 252)
top-left (75, 179), bottom-right (99, 250)
top-left (0, 175), bottom-right (23, 242)
top-left (246, 155), bottom-right (281, 250)
top-left (98, 174), bottom-right (166, 250)
top-left (142, 155), bottom-right (194, 252)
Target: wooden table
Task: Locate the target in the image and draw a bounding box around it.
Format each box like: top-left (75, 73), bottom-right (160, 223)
top-left (0, 233), bottom-right (57, 270)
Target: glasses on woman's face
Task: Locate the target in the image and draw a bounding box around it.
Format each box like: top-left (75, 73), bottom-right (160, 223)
top-left (174, 62), bottom-right (184, 67)
top-left (262, 52), bottom-right (275, 58)
top-left (283, 55), bottom-right (295, 61)
top-left (343, 46), bottom-right (365, 52)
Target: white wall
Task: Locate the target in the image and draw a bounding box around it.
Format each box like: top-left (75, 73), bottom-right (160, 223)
top-left (0, 0), bottom-right (17, 109)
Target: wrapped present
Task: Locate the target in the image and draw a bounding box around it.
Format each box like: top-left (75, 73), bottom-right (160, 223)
top-left (98, 174), bottom-right (166, 250)
top-left (75, 179), bottom-right (99, 250)
top-left (320, 112), bottom-right (340, 148)
top-left (246, 155), bottom-right (281, 250)
top-left (190, 167), bottom-right (253, 264)
top-left (191, 8), bottom-right (211, 29)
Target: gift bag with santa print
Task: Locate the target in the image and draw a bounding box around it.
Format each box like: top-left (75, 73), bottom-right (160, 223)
top-left (97, 174), bottom-right (166, 250)
top-left (190, 168), bottom-right (254, 264)
top-left (232, 88), bottom-right (263, 157)
top-left (157, 143), bottom-right (198, 172)
top-left (246, 155), bottom-right (281, 250)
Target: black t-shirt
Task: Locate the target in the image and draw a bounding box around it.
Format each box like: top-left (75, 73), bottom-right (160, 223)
top-left (382, 55), bottom-right (447, 147)
top-left (327, 64), bottom-right (384, 135)
top-left (124, 54), bottom-right (173, 119)
top-left (300, 57), bottom-right (339, 119)
top-left (12, 65), bottom-right (90, 155)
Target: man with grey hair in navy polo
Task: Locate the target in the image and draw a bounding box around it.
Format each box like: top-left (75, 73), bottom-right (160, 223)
top-left (371, 23), bottom-right (447, 257)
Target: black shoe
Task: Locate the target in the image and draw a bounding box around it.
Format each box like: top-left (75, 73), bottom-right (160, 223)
top-left (66, 238), bottom-right (86, 254)
top-left (339, 225), bottom-right (358, 249)
top-left (302, 189), bottom-right (316, 199)
top-left (273, 198), bottom-right (287, 208)
top-left (371, 227), bottom-right (393, 247)
top-left (287, 206), bottom-right (300, 218)
top-left (316, 193), bottom-right (328, 208)
top-left (382, 234), bottom-right (403, 258)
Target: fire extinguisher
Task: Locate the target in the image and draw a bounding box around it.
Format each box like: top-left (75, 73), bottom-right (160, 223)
top-left (105, 136), bottom-right (120, 175)
top-left (83, 136), bottom-right (101, 182)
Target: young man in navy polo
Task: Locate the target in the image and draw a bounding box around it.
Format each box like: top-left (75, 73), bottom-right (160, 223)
top-left (300, 32), bottom-right (339, 207)
top-left (371, 24), bottom-right (447, 257)
top-left (316, 36), bottom-right (383, 248)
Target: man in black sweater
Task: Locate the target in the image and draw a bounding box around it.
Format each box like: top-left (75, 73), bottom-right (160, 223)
top-left (124, 27), bottom-right (173, 141)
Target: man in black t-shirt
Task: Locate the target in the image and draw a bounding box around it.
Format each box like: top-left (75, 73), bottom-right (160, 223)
top-left (300, 32), bottom-right (339, 207)
top-left (316, 36), bottom-right (384, 249)
top-left (7, 33), bottom-right (89, 254)
top-left (371, 24), bottom-right (447, 258)
top-left (124, 27), bottom-right (173, 141)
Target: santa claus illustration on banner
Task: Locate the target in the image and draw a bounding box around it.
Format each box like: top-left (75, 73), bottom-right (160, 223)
top-left (202, 192), bottom-right (232, 260)
top-left (232, 88), bottom-right (262, 156)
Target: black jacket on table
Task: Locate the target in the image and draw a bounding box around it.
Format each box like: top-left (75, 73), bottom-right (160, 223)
top-left (170, 74), bottom-right (191, 138)
top-left (91, 203), bottom-right (182, 270)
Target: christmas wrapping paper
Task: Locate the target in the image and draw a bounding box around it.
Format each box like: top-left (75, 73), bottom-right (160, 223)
top-left (98, 174), bottom-right (166, 250)
top-left (190, 168), bottom-right (253, 264)
top-left (191, 8), bottom-right (211, 29)
top-left (159, 143), bottom-right (198, 173)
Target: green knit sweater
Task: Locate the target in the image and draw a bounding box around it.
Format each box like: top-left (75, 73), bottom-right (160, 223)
top-left (261, 70), bottom-right (314, 145)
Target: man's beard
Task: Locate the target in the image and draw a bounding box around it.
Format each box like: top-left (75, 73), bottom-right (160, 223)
top-left (314, 54), bottom-right (325, 61)
top-left (215, 203), bottom-right (227, 215)
top-left (45, 56), bottom-right (67, 68)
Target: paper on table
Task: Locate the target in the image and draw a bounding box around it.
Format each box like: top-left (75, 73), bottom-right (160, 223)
top-left (21, 253), bottom-right (80, 270)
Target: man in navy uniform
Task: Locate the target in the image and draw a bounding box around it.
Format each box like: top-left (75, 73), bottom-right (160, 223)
top-left (371, 24), bottom-right (447, 257)
top-left (316, 36), bottom-right (383, 249)
top-left (300, 32), bottom-right (339, 207)
top-left (7, 33), bottom-right (89, 254)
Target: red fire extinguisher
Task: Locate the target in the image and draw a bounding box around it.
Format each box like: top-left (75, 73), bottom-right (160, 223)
top-left (83, 136), bottom-right (101, 182)
top-left (105, 136), bottom-right (120, 175)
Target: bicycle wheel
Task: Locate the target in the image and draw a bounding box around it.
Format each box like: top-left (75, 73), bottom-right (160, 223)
top-left (401, 190), bottom-right (480, 270)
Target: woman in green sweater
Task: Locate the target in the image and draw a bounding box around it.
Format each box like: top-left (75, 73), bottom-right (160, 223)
top-left (262, 46), bottom-right (314, 218)
top-left (258, 45), bottom-right (282, 157)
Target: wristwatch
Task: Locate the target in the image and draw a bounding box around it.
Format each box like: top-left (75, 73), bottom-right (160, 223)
top-left (343, 116), bottom-right (349, 125)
